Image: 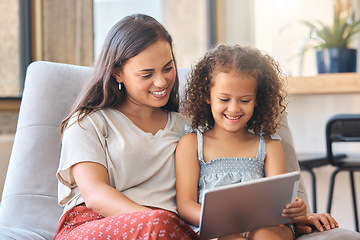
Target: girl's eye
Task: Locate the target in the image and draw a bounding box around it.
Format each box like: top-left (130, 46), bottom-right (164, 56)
top-left (164, 66), bottom-right (173, 72)
top-left (219, 98), bottom-right (229, 102)
top-left (240, 100), bottom-right (250, 103)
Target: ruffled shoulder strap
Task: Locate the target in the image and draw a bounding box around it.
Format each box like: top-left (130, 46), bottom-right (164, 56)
top-left (255, 135), bottom-right (266, 161)
top-left (196, 129), bottom-right (205, 162)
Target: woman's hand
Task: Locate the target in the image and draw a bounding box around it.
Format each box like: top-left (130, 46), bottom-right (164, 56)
top-left (282, 197), bottom-right (307, 223)
top-left (295, 213), bottom-right (339, 234)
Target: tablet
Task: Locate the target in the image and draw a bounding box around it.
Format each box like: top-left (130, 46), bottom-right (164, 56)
top-left (199, 171), bottom-right (300, 240)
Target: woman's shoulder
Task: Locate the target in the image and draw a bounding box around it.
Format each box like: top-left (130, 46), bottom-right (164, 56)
top-left (171, 112), bottom-right (191, 124)
top-left (65, 109), bottom-right (110, 136)
top-left (68, 109), bottom-right (106, 124)
top-left (169, 112), bottom-right (193, 133)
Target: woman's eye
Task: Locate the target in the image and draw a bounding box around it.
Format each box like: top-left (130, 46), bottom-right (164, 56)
top-left (164, 66), bottom-right (173, 72)
top-left (141, 74), bottom-right (152, 79)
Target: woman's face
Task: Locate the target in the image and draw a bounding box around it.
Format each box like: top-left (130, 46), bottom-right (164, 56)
top-left (114, 40), bottom-right (176, 110)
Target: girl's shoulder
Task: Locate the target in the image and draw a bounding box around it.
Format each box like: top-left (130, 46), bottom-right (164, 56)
top-left (179, 131), bottom-right (197, 143)
top-left (263, 133), bottom-right (281, 144)
top-left (176, 132), bottom-right (198, 156)
top-left (261, 133), bottom-right (281, 142)
top-left (265, 135), bottom-right (283, 152)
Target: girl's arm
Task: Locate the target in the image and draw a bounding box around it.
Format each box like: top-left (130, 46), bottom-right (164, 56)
top-left (175, 133), bottom-right (202, 227)
top-left (264, 139), bottom-right (286, 177)
top-left (265, 139), bottom-right (307, 223)
top-left (72, 162), bottom-right (151, 217)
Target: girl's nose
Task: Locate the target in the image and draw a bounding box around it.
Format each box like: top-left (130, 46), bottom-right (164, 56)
top-left (228, 101), bottom-right (240, 112)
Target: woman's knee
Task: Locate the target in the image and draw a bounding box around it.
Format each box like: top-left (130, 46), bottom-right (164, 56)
top-left (146, 209), bottom-right (199, 239)
top-left (147, 209), bottom-right (184, 228)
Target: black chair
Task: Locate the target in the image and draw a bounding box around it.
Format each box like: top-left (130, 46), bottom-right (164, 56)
top-left (297, 153), bottom-right (346, 213)
top-left (326, 114), bottom-right (360, 232)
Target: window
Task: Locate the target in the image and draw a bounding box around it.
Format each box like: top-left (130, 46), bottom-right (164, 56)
top-left (0, 0), bottom-right (31, 98)
top-left (94, 0), bottom-right (163, 60)
top-left (93, 0), bottom-right (209, 68)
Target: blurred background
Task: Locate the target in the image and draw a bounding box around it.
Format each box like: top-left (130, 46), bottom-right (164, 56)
top-left (1, 0), bottom-right (360, 232)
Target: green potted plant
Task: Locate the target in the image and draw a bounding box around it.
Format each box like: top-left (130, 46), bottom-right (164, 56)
top-left (301, 0), bottom-right (360, 73)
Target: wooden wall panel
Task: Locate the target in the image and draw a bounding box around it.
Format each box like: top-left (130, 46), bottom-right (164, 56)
top-left (40, 0), bottom-right (94, 66)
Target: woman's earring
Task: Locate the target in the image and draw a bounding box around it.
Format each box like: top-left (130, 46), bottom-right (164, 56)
top-left (118, 82), bottom-right (122, 91)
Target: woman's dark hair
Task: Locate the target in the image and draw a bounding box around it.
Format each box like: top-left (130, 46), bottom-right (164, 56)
top-left (61, 14), bottom-right (179, 134)
top-left (182, 45), bottom-right (287, 138)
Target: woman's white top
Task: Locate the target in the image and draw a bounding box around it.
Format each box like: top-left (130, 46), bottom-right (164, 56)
top-left (57, 108), bottom-right (189, 215)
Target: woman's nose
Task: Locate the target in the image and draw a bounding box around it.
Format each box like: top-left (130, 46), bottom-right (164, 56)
top-left (153, 74), bottom-right (167, 88)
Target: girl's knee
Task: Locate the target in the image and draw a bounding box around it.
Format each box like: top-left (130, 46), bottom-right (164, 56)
top-left (248, 225), bottom-right (293, 240)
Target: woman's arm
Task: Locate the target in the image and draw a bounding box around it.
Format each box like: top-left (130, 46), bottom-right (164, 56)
top-left (175, 133), bottom-right (202, 226)
top-left (296, 213), bottom-right (339, 234)
top-left (72, 162), bottom-right (151, 217)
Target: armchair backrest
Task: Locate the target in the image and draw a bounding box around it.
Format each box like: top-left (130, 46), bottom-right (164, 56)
top-left (0, 61), bottom-right (91, 239)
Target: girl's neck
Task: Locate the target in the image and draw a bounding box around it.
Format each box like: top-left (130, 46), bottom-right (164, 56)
top-left (203, 126), bottom-right (259, 161)
top-left (207, 126), bottom-right (253, 141)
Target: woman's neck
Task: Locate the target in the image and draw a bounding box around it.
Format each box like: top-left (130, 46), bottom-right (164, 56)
top-left (116, 98), bottom-right (163, 118)
top-left (115, 102), bottom-right (168, 135)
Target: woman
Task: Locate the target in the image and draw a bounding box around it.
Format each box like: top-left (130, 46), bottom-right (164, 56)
top-left (54, 13), bottom-right (200, 240)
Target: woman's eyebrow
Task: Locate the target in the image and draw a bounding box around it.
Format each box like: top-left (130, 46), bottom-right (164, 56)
top-left (163, 60), bottom-right (173, 68)
top-left (139, 60), bottom-right (173, 72)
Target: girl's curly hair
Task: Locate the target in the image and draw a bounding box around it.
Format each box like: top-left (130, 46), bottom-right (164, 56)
top-left (182, 45), bottom-right (287, 138)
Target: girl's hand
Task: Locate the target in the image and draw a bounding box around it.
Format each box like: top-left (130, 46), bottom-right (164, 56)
top-left (282, 197), bottom-right (307, 223)
top-left (295, 213), bottom-right (339, 234)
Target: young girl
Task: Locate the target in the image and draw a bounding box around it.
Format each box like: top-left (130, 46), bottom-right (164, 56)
top-left (54, 14), bottom-right (200, 240)
top-left (175, 45), bottom-right (337, 239)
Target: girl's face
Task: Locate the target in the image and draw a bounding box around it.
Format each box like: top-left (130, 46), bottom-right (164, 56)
top-left (209, 70), bottom-right (257, 134)
top-left (113, 40), bottom-right (176, 110)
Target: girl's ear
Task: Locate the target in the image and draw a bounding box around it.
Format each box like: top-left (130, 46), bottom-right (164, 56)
top-left (112, 69), bottom-right (122, 83)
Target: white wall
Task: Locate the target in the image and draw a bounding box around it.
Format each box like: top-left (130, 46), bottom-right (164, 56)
top-left (287, 93), bottom-right (360, 231)
top-left (288, 94), bottom-right (360, 153)
top-left (254, 0), bottom-right (333, 76)
top-left (250, 0), bottom-right (360, 231)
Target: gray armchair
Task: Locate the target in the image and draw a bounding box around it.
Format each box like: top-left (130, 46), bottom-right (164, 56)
top-left (0, 61), bottom-right (359, 239)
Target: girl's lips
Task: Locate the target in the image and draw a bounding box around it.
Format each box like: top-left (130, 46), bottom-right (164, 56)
top-left (224, 114), bottom-right (242, 120)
